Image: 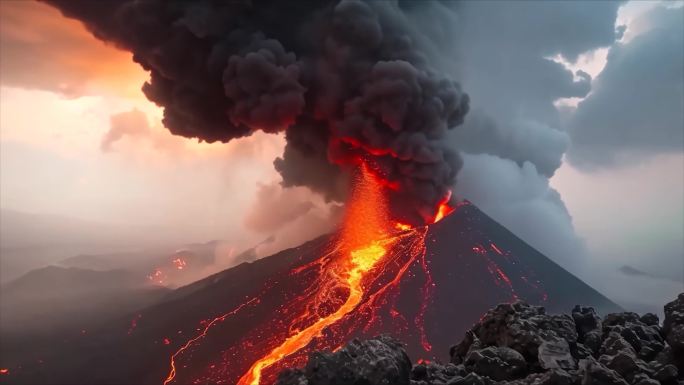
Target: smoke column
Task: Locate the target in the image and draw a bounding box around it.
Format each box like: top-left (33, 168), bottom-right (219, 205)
top-left (46, 0), bottom-right (469, 225)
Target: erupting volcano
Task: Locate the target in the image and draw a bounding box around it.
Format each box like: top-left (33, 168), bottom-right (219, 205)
top-left (1, 188), bottom-right (621, 385)
top-left (162, 163), bottom-right (447, 385)
top-left (1, 2), bottom-right (625, 385)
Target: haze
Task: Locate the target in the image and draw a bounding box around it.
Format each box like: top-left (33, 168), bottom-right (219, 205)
top-left (1, 0), bottom-right (682, 318)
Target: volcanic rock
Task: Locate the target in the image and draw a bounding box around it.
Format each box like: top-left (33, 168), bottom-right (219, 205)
top-left (411, 361), bottom-right (466, 384)
top-left (538, 338), bottom-right (576, 370)
top-left (572, 305), bottom-right (602, 339)
top-left (275, 336), bottom-right (412, 385)
top-left (663, 293), bottom-right (684, 352)
top-left (450, 301), bottom-right (579, 371)
top-left (464, 346), bottom-right (526, 380)
top-left (278, 294), bottom-right (684, 385)
top-left (579, 358), bottom-right (629, 385)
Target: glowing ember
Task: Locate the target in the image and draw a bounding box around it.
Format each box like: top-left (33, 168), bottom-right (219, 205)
top-left (395, 222), bottom-right (412, 231)
top-left (148, 269), bottom-right (165, 285)
top-left (0, 368), bottom-right (8, 375)
top-left (172, 258), bottom-right (187, 270)
top-left (432, 192), bottom-right (455, 223)
top-left (490, 243), bottom-right (504, 256)
top-left (127, 314), bottom-right (142, 336)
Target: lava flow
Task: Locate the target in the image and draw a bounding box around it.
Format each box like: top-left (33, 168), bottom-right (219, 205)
top-left (162, 164), bottom-right (453, 385)
top-left (237, 164), bottom-right (400, 385)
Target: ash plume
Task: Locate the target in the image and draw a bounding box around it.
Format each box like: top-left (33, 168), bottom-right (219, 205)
top-left (45, 0), bottom-right (469, 225)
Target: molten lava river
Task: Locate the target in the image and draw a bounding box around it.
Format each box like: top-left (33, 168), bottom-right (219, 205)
top-left (163, 165), bottom-right (452, 385)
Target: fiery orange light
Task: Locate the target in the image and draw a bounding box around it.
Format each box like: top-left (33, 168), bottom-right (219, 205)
top-left (395, 222), bottom-right (412, 231)
top-left (162, 163), bottom-right (442, 385)
top-left (432, 191), bottom-right (455, 223)
top-left (0, 368), bottom-right (9, 375)
top-left (172, 258), bottom-right (187, 270)
top-left (236, 164), bottom-right (394, 385)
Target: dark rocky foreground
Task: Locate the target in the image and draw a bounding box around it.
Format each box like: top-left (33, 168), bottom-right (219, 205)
top-left (276, 293), bottom-right (684, 385)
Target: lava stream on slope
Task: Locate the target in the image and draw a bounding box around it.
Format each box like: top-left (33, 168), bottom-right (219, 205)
top-left (163, 165), bottom-right (444, 385)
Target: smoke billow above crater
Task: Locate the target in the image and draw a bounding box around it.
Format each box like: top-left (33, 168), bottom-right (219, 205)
top-left (46, 0), bottom-right (470, 226)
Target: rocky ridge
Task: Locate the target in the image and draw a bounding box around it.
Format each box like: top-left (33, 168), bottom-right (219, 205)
top-left (276, 293), bottom-right (684, 385)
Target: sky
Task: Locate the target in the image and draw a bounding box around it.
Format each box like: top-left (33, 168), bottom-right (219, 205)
top-left (0, 0), bottom-right (682, 311)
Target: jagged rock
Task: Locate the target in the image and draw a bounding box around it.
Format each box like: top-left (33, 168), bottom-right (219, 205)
top-left (604, 312), bottom-right (642, 328)
top-left (411, 361), bottom-right (464, 384)
top-left (277, 295), bottom-right (684, 385)
top-left (637, 346), bottom-right (657, 361)
top-left (583, 330), bottom-right (603, 355)
top-left (463, 302), bottom-right (548, 360)
top-left (651, 345), bottom-right (676, 367)
top-left (275, 336), bottom-right (411, 385)
top-left (503, 369), bottom-right (576, 385)
top-left (640, 313), bottom-right (659, 327)
top-left (631, 373), bottom-right (659, 385)
top-left (547, 314), bottom-right (579, 344)
top-left (455, 301), bottom-right (581, 369)
top-left (276, 369), bottom-right (308, 385)
top-left (451, 331), bottom-right (476, 365)
top-left (579, 359), bottom-right (629, 385)
top-left (598, 351), bottom-right (650, 383)
top-left (601, 332), bottom-right (638, 357)
top-left (464, 346), bottom-right (527, 381)
top-left (572, 305), bottom-right (602, 339)
top-left (666, 324), bottom-right (684, 352)
top-left (538, 338), bottom-right (576, 370)
top-left (652, 364), bottom-right (678, 383)
top-left (570, 342), bottom-right (594, 360)
top-left (663, 293), bottom-right (684, 352)
top-left (447, 372), bottom-right (490, 385)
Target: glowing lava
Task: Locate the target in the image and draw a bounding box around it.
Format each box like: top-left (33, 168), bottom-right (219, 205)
top-left (236, 164), bottom-right (393, 385)
top-left (432, 192), bottom-right (455, 223)
top-left (164, 298), bottom-right (259, 385)
top-left (162, 163), bottom-right (456, 385)
top-left (172, 258), bottom-right (187, 270)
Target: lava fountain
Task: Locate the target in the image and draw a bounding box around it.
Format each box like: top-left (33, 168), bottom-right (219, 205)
top-left (236, 163), bottom-right (394, 385)
top-left (163, 163), bottom-right (453, 385)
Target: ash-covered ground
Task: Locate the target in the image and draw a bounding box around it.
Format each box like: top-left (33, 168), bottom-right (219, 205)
top-left (276, 293), bottom-right (684, 385)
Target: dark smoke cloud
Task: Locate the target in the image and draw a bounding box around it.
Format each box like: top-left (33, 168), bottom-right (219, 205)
top-left (567, 6), bottom-right (684, 169)
top-left (45, 0), bottom-right (469, 225)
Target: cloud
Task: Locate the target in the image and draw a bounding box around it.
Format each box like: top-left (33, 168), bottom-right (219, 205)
top-left (452, 110), bottom-right (570, 177)
top-left (422, 0), bottom-right (621, 277)
top-left (242, 182), bottom-right (343, 258)
top-left (457, 1), bottom-right (623, 60)
top-left (0, 1), bottom-right (147, 98)
top-left (99, 108), bottom-right (286, 166)
top-left (567, 6), bottom-right (684, 168)
top-left (101, 109), bottom-right (151, 152)
top-left (455, 153), bottom-right (587, 275)
top-left (243, 183), bottom-right (316, 234)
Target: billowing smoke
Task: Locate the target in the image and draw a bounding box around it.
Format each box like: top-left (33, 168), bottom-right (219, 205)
top-left (45, 0), bottom-right (469, 225)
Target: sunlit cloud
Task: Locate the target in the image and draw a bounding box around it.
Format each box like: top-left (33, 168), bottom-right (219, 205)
top-left (0, 1), bottom-right (148, 98)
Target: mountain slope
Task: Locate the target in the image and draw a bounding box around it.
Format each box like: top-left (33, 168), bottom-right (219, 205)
top-left (1, 202), bottom-right (620, 385)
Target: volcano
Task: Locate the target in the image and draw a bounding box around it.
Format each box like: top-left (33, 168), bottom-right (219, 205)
top-left (2, 200), bottom-right (620, 385)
